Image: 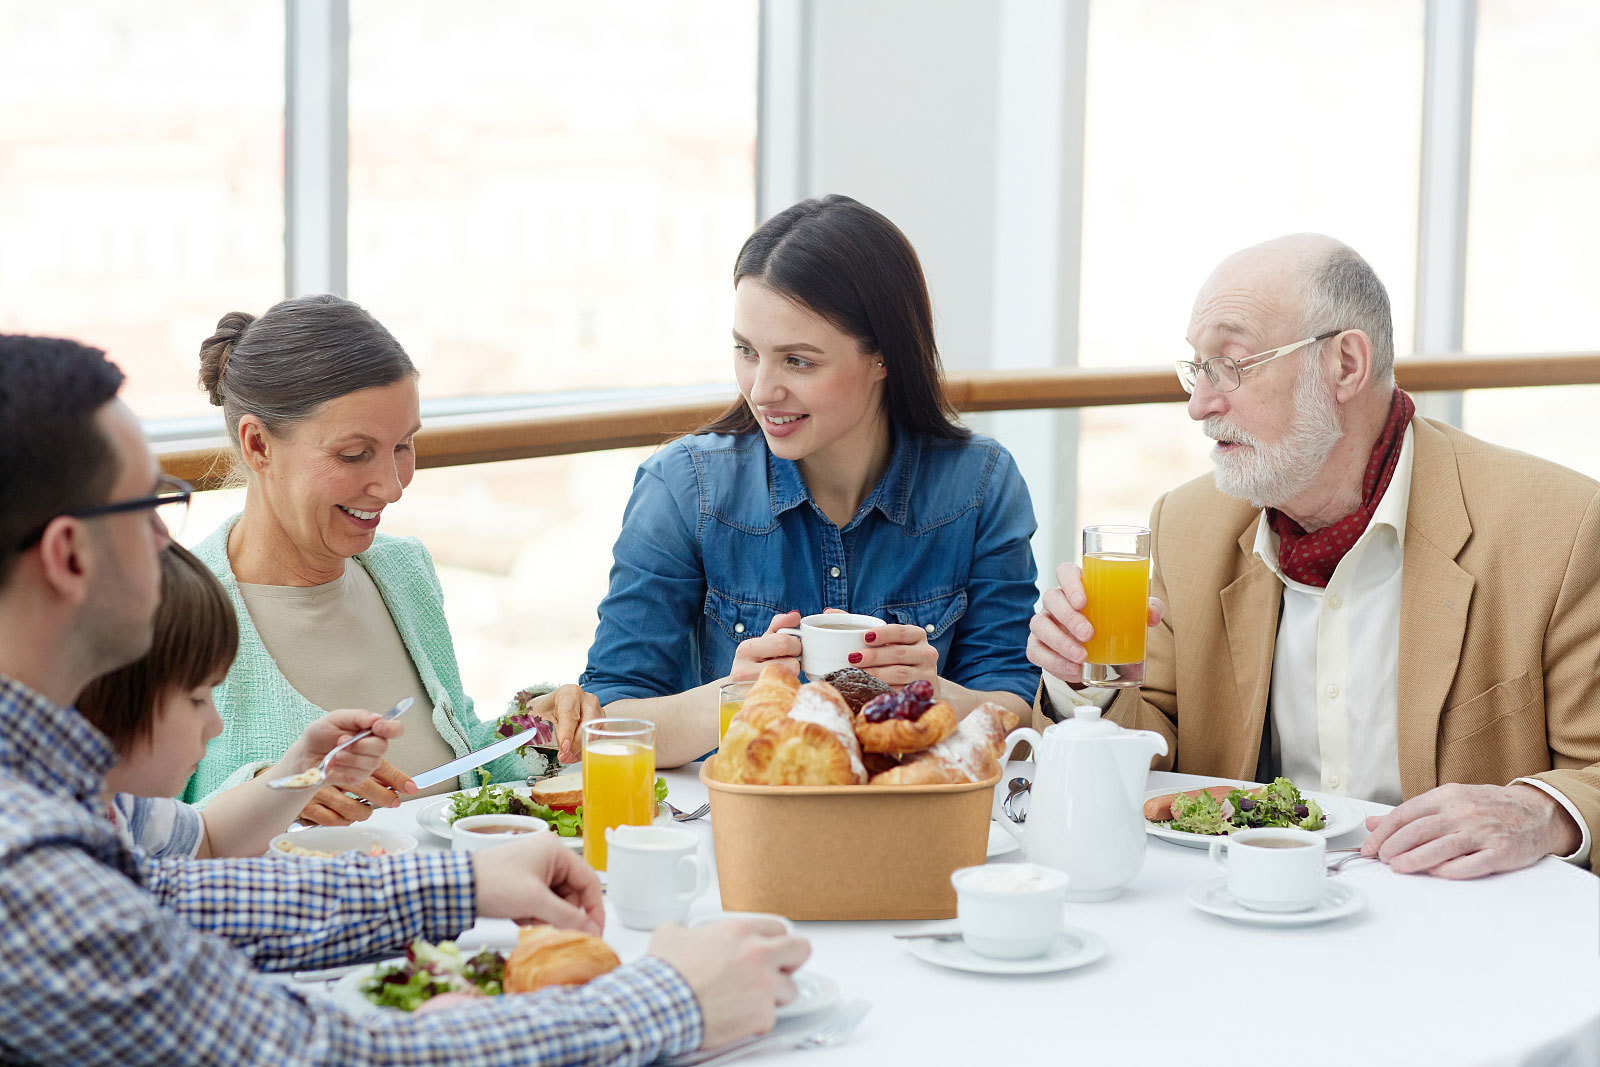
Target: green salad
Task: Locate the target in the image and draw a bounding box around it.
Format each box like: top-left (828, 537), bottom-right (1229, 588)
top-left (361, 938), bottom-right (505, 1011)
top-left (1167, 777), bottom-right (1325, 835)
top-left (447, 770), bottom-right (669, 838)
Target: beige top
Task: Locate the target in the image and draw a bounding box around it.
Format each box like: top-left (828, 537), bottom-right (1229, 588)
top-left (239, 560), bottom-right (459, 798)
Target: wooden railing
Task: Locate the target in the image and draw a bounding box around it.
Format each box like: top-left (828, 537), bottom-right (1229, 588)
top-left (157, 350), bottom-right (1600, 490)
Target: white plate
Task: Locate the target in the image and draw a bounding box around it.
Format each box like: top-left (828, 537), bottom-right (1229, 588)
top-left (1186, 877), bottom-right (1365, 926)
top-left (906, 926), bottom-right (1107, 976)
top-left (1144, 783), bottom-right (1365, 849)
top-left (986, 822), bottom-right (1021, 858)
top-left (331, 955), bottom-right (837, 1020)
top-left (775, 971), bottom-right (839, 1019)
top-left (268, 825), bottom-right (417, 859)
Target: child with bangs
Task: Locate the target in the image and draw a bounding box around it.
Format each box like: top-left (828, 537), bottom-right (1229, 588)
top-left (76, 543), bottom-right (406, 858)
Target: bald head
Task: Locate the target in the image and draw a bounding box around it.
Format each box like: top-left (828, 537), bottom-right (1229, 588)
top-left (1194, 233), bottom-right (1394, 383)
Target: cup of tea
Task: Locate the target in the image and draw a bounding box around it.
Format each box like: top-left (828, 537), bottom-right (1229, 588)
top-left (951, 863), bottom-right (1069, 959)
top-left (1208, 827), bottom-right (1326, 912)
top-left (450, 814), bottom-right (551, 854)
top-left (774, 612), bottom-right (886, 679)
top-left (605, 825), bottom-right (710, 930)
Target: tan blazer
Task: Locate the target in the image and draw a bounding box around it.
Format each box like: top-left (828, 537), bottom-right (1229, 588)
top-left (1036, 417), bottom-right (1600, 873)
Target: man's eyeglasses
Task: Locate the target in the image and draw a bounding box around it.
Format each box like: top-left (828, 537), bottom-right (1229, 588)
top-left (1176, 330), bottom-right (1344, 395)
top-left (16, 474), bottom-right (193, 550)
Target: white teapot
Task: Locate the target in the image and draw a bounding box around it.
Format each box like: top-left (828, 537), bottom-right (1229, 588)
top-left (992, 705), bottom-right (1167, 900)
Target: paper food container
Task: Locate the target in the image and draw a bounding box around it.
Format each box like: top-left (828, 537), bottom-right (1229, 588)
top-left (700, 763), bottom-right (1000, 920)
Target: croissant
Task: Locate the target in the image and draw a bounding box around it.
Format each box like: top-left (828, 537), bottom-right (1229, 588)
top-left (870, 703), bottom-right (1013, 786)
top-left (736, 681), bottom-right (867, 785)
top-left (853, 699), bottom-right (958, 755)
top-left (503, 925), bottom-right (620, 994)
top-left (710, 664), bottom-right (800, 782)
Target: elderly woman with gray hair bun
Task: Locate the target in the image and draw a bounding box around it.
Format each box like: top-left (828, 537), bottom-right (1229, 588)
top-left (183, 295), bottom-right (600, 825)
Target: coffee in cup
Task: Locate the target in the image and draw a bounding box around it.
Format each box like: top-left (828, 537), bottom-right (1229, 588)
top-left (1208, 827), bottom-right (1325, 912)
top-left (775, 612), bottom-right (886, 679)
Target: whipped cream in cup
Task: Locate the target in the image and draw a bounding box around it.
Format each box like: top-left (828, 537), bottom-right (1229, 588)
top-left (951, 863), bottom-right (1069, 959)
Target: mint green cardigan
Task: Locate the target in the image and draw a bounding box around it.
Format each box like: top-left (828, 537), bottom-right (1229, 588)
top-left (184, 515), bottom-right (530, 804)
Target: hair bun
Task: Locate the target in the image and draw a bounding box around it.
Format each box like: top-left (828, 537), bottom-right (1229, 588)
top-left (197, 310), bottom-right (255, 406)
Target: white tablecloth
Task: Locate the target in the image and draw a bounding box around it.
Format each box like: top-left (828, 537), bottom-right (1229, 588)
top-left (345, 764), bottom-right (1600, 1067)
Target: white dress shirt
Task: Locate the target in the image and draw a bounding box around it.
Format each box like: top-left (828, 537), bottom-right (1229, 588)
top-left (1047, 423), bottom-right (1588, 864)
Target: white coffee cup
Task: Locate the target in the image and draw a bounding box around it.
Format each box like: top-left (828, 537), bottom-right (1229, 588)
top-left (1208, 827), bottom-right (1326, 912)
top-left (605, 825), bottom-right (710, 930)
top-left (450, 814), bottom-right (550, 854)
top-left (775, 612), bottom-right (887, 679)
top-left (687, 911), bottom-right (796, 936)
top-left (951, 863), bottom-right (1069, 959)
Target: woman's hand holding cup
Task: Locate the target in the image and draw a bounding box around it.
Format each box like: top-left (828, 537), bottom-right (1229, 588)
top-left (848, 623), bottom-right (939, 689)
top-left (728, 610), bottom-right (803, 681)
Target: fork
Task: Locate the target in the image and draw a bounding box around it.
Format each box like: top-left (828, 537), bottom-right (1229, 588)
top-left (665, 800), bottom-right (711, 822)
top-left (676, 1000), bottom-right (871, 1066)
top-left (1327, 849), bottom-right (1375, 874)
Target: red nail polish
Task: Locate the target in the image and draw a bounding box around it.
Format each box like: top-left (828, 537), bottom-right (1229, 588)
top-left (848, 652), bottom-right (862, 664)
top-left (864, 631), bottom-right (877, 643)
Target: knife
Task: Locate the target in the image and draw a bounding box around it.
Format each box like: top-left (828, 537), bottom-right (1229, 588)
top-left (409, 729), bottom-right (560, 790)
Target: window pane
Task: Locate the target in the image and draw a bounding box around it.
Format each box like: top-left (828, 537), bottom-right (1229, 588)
top-left (1462, 0), bottom-right (1600, 481)
top-left (1077, 1), bottom-right (1424, 524)
top-left (346, 0), bottom-right (758, 400)
top-left (0, 1), bottom-right (284, 418)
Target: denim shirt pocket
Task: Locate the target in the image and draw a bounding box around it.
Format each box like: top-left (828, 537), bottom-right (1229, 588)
top-left (702, 587), bottom-right (791, 679)
top-left (877, 589), bottom-right (969, 642)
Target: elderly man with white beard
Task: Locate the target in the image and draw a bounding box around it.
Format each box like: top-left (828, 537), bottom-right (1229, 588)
top-left (1028, 233), bottom-right (1600, 878)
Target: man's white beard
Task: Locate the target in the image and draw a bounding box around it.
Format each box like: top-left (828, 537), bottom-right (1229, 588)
top-left (1205, 358), bottom-right (1344, 510)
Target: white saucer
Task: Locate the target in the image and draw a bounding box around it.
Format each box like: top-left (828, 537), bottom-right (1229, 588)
top-left (775, 971), bottom-right (839, 1019)
top-left (1186, 877), bottom-right (1365, 926)
top-left (986, 822), bottom-right (1021, 858)
top-left (905, 927), bottom-right (1107, 975)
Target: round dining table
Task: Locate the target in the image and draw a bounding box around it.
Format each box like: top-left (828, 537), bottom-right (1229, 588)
top-left (328, 763), bottom-right (1600, 1067)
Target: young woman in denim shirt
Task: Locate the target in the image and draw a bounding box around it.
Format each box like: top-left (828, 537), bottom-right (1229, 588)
top-left (582, 195), bottom-right (1040, 766)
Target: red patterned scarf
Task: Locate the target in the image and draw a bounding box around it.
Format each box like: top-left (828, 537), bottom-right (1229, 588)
top-left (1268, 388), bottom-right (1415, 588)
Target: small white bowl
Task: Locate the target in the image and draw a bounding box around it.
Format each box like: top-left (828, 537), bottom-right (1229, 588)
top-left (267, 825), bottom-right (417, 860)
top-left (450, 813), bottom-right (552, 853)
top-left (951, 863), bottom-right (1070, 959)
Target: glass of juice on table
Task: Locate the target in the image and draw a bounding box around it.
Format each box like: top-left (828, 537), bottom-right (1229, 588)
top-left (582, 718), bottom-right (656, 872)
top-left (1081, 524), bottom-right (1151, 688)
top-left (718, 681), bottom-right (754, 742)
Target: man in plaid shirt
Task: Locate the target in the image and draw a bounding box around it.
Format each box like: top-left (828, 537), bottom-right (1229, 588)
top-left (0, 335), bottom-right (809, 1066)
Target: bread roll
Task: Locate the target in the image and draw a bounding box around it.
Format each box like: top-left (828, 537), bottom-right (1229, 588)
top-left (503, 925), bottom-right (620, 994)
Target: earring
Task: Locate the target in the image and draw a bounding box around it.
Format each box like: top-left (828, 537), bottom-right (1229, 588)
top-left (875, 360), bottom-right (885, 367)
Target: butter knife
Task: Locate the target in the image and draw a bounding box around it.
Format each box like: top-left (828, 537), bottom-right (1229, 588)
top-left (410, 729), bottom-right (555, 790)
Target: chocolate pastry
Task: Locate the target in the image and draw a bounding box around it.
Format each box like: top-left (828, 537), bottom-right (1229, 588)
top-left (821, 667), bottom-right (891, 713)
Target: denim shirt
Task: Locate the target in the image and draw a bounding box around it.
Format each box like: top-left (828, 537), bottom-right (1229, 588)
top-left (581, 429), bottom-right (1041, 705)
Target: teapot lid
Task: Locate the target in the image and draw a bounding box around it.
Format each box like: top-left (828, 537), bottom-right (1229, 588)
top-left (1047, 703), bottom-right (1121, 738)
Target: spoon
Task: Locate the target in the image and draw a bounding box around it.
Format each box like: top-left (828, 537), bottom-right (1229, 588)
top-left (1001, 776), bottom-right (1031, 823)
top-left (265, 697), bottom-right (414, 791)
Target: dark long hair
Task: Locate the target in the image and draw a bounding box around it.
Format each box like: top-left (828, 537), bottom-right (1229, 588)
top-left (698, 195), bottom-right (967, 440)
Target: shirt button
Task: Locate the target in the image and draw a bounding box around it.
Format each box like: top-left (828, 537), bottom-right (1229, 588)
top-left (1329, 774), bottom-right (1341, 789)
top-left (733, 623), bottom-right (745, 634)
top-left (925, 623), bottom-right (936, 633)
top-left (829, 566), bottom-right (841, 578)
top-left (1325, 684), bottom-right (1339, 700)
top-left (1328, 594), bottom-right (1343, 611)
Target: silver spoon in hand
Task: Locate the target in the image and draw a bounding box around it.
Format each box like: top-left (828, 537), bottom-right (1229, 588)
top-left (265, 697), bottom-right (415, 791)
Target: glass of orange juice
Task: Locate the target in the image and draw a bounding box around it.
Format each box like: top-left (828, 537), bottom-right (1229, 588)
top-left (717, 681), bottom-right (754, 743)
top-left (581, 718), bottom-right (655, 872)
top-left (1081, 524), bottom-right (1151, 688)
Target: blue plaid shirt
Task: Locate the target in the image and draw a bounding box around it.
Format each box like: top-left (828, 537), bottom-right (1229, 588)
top-left (0, 674), bottom-right (703, 1066)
